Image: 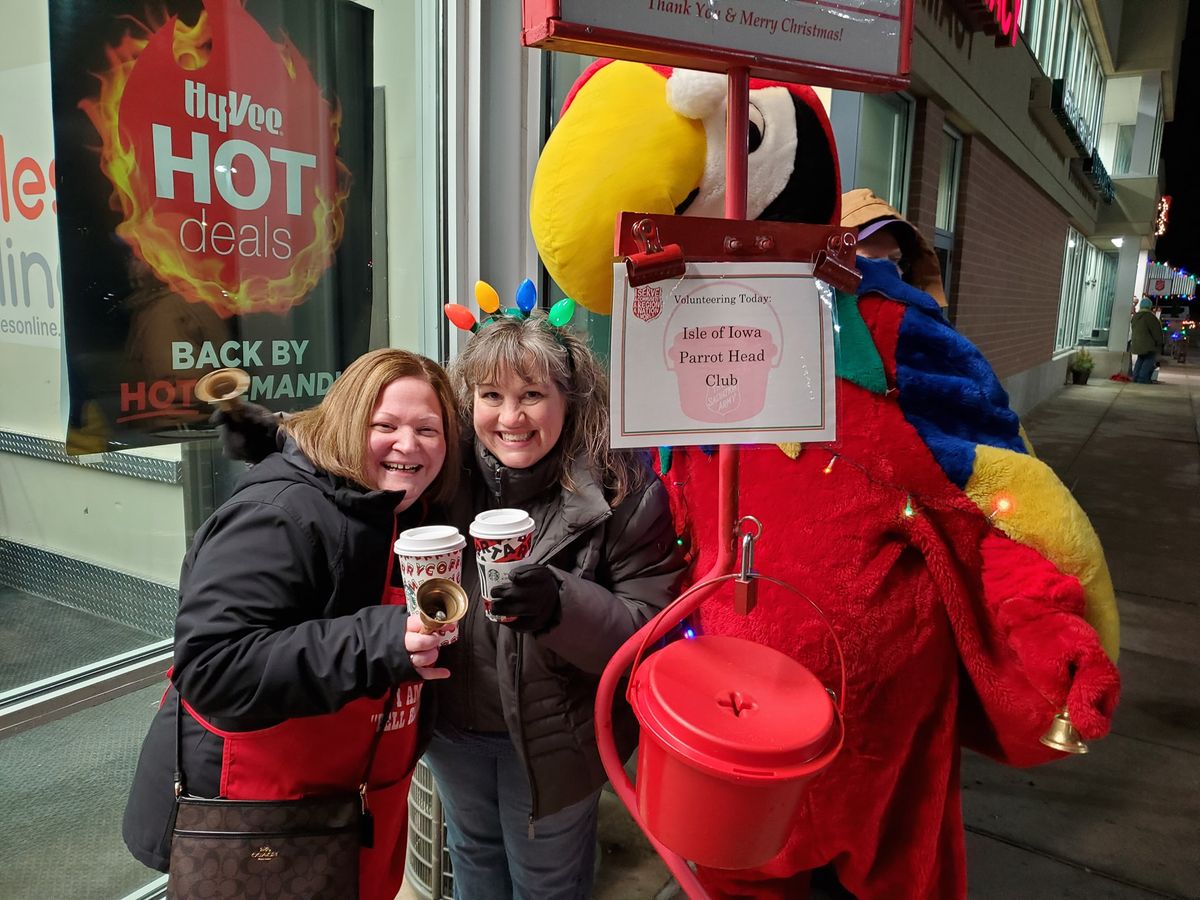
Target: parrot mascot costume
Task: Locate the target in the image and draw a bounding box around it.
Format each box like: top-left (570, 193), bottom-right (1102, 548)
top-left (530, 60), bottom-right (1120, 899)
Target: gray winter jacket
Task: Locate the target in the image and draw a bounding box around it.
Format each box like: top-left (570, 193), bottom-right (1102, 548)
top-left (437, 441), bottom-right (685, 819)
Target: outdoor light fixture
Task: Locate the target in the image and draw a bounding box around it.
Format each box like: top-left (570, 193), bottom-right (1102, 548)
top-left (1111, 236), bottom-right (1124, 248)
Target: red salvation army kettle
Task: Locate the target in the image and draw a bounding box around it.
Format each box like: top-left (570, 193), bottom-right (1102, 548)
top-left (624, 575), bottom-right (844, 871)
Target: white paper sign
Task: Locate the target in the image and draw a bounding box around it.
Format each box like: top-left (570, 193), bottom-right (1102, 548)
top-left (558, 0), bottom-right (904, 76)
top-left (610, 261), bottom-right (836, 448)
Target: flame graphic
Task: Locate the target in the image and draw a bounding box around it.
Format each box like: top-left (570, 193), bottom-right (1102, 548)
top-left (79, 0), bottom-right (350, 318)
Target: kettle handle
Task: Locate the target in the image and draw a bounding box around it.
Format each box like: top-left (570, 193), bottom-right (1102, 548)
top-left (624, 571), bottom-right (846, 718)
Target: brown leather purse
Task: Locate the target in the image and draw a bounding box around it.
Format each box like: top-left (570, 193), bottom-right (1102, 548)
top-left (167, 692), bottom-right (393, 899)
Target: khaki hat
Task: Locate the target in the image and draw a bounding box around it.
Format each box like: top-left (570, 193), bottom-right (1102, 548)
top-left (841, 188), bottom-right (947, 308)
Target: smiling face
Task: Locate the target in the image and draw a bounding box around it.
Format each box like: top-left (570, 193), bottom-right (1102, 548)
top-left (365, 376), bottom-right (448, 509)
top-left (473, 368), bottom-right (567, 470)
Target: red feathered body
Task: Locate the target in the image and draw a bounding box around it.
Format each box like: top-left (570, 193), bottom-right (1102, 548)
top-left (667, 296), bottom-right (1118, 899)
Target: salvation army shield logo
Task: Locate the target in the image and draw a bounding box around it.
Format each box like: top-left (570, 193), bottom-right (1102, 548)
top-left (632, 285), bottom-right (663, 322)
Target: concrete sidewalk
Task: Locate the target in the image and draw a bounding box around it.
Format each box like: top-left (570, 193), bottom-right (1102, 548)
top-left (406, 361), bottom-right (1200, 899)
top-left (961, 361), bottom-right (1200, 900)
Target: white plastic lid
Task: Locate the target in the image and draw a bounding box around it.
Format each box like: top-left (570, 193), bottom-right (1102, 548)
top-left (394, 525), bottom-right (466, 555)
top-left (469, 508), bottom-right (536, 539)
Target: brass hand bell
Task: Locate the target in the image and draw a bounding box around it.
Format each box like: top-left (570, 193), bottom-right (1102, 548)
top-left (414, 578), bottom-right (469, 634)
top-left (1039, 706), bottom-right (1088, 754)
top-left (194, 367), bottom-right (251, 412)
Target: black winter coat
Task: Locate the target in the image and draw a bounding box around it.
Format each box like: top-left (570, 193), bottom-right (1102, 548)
top-left (123, 441), bottom-right (435, 871)
top-left (437, 442), bottom-right (686, 819)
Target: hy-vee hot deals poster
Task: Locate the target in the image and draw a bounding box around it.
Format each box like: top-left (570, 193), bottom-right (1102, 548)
top-left (47, 0), bottom-right (373, 451)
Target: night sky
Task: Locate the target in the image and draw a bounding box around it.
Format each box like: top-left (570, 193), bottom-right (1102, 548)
top-left (1153, 1), bottom-right (1199, 280)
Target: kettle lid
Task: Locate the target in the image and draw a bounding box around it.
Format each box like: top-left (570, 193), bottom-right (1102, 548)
top-left (631, 635), bottom-right (836, 779)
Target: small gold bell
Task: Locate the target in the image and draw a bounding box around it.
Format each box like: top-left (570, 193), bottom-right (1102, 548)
top-left (415, 578), bottom-right (469, 634)
top-left (1039, 707), bottom-right (1088, 755)
top-left (195, 367), bottom-right (251, 411)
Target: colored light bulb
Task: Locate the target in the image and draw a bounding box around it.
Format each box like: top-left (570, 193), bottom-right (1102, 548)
top-left (903, 496), bottom-right (915, 518)
top-left (475, 280), bottom-right (501, 314)
top-left (444, 304), bottom-right (477, 332)
top-left (989, 495), bottom-right (1014, 521)
top-left (516, 278), bottom-right (537, 314)
top-left (823, 455), bottom-right (837, 475)
top-left (548, 296), bottom-right (576, 327)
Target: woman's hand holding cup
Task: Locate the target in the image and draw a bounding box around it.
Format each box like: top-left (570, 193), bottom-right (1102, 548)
top-left (405, 615), bottom-right (451, 680)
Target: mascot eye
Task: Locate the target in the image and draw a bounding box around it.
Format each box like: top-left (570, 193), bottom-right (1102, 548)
top-left (748, 105), bottom-right (765, 153)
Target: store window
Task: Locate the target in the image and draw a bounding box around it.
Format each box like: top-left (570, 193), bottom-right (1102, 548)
top-left (1023, 0), bottom-right (1105, 156)
top-left (1077, 250), bottom-right (1119, 347)
top-left (1149, 92), bottom-right (1164, 177)
top-left (0, 2), bottom-right (442, 897)
top-left (828, 89), bottom-right (914, 215)
top-left (1055, 228), bottom-right (1114, 351)
top-left (543, 51), bottom-right (611, 363)
top-left (934, 125), bottom-right (963, 310)
top-left (856, 93), bottom-right (913, 212)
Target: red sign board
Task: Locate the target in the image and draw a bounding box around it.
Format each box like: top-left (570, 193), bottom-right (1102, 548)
top-left (522, 0), bottom-right (914, 93)
top-left (945, 0), bottom-right (1022, 47)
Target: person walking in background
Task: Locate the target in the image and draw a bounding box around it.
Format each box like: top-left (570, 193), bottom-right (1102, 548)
top-left (428, 310), bottom-right (685, 900)
top-left (1131, 298), bottom-right (1166, 383)
top-left (123, 348), bottom-right (459, 900)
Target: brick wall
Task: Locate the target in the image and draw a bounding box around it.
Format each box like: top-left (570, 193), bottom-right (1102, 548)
top-left (950, 137), bottom-right (1068, 379)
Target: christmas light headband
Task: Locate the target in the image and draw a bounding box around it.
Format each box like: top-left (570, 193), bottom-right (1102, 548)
top-left (444, 278), bottom-right (578, 335)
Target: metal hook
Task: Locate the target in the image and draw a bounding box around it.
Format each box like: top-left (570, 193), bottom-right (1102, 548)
top-left (739, 532), bottom-right (755, 581)
top-left (733, 516), bottom-right (763, 615)
top-left (738, 515), bottom-right (763, 540)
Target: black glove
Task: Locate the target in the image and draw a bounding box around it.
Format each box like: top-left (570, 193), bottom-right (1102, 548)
top-left (489, 565), bottom-right (562, 634)
top-left (210, 402), bottom-right (282, 464)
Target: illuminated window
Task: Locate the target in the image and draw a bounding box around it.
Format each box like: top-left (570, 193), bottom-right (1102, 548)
top-left (1023, 0), bottom-right (1105, 155)
top-left (1056, 228), bottom-right (1115, 351)
top-left (0, 3), bottom-right (442, 896)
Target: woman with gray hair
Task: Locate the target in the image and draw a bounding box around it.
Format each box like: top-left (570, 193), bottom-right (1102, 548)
top-left (428, 309), bottom-right (685, 899)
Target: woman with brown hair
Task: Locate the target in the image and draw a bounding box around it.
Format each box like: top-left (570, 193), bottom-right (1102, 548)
top-left (123, 348), bottom-right (459, 900)
top-left (427, 311), bottom-right (686, 900)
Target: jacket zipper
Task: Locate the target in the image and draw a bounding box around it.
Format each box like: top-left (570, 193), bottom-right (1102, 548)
top-left (513, 509), bottom-right (612, 834)
top-left (514, 635), bottom-right (536, 839)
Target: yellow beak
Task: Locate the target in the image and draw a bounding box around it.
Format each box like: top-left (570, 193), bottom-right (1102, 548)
top-left (530, 62), bottom-right (706, 315)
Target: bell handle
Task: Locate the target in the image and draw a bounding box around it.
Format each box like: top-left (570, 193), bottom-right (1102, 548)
top-left (624, 571), bottom-right (846, 718)
top-left (1039, 705), bottom-right (1089, 755)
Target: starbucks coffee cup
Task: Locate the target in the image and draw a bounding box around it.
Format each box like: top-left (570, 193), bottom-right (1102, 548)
top-left (469, 509), bottom-right (536, 623)
top-left (394, 525), bottom-right (466, 645)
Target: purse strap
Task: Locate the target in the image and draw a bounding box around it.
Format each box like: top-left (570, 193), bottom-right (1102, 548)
top-left (174, 687), bottom-right (398, 799)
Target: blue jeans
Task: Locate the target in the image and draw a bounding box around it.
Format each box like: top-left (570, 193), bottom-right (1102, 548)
top-left (424, 727), bottom-right (601, 900)
top-left (1133, 352), bottom-right (1157, 383)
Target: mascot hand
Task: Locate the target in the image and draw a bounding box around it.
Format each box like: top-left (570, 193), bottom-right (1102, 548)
top-left (980, 530), bottom-right (1119, 742)
top-left (998, 595), bottom-right (1120, 740)
top-left (210, 403), bottom-right (282, 464)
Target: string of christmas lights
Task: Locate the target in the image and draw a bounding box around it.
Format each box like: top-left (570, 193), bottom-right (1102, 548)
top-left (794, 445), bottom-right (1017, 526)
